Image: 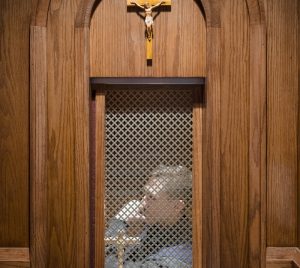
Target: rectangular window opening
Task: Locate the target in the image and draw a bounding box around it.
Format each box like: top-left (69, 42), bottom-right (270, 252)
top-left (91, 79), bottom-right (204, 268)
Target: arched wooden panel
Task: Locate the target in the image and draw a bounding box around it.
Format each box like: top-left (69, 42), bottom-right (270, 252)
top-left (246, 0), bottom-right (266, 25)
top-left (31, 0), bottom-right (51, 27)
top-left (89, 0), bottom-right (206, 77)
top-left (75, 0), bottom-right (218, 28)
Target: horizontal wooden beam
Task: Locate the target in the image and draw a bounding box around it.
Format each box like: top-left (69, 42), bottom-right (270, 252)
top-left (0, 248), bottom-right (30, 263)
top-left (90, 77), bottom-right (205, 85)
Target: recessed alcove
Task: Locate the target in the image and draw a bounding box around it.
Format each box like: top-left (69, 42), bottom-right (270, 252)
top-left (88, 0), bottom-right (206, 266)
top-left (90, 78), bottom-right (204, 267)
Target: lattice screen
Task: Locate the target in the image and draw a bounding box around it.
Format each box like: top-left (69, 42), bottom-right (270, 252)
top-left (104, 86), bottom-right (193, 268)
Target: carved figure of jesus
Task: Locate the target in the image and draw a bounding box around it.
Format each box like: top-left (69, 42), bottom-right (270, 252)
top-left (130, 1), bottom-right (165, 40)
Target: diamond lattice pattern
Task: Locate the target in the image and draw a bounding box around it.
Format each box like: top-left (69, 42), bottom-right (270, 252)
top-left (104, 86), bottom-right (193, 268)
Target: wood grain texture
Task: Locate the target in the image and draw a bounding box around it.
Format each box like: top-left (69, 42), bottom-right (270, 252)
top-left (0, 0), bottom-right (32, 247)
top-left (249, 24), bottom-right (266, 268)
top-left (246, 0), bottom-right (265, 25)
top-left (298, 0), bottom-right (300, 250)
top-left (267, 247), bottom-right (300, 267)
top-left (202, 0), bottom-right (221, 28)
top-left (192, 89), bottom-right (203, 268)
top-left (95, 92), bottom-right (106, 268)
top-left (77, 0), bottom-right (218, 28)
top-left (267, 0), bottom-right (299, 247)
top-left (0, 248), bottom-right (29, 263)
top-left (30, 25), bottom-right (48, 268)
top-left (75, 27), bottom-right (90, 268)
top-left (75, 0), bottom-right (97, 28)
top-left (267, 261), bottom-right (296, 268)
top-left (0, 248), bottom-right (30, 268)
top-left (31, 0), bottom-right (51, 26)
top-left (46, 0), bottom-right (83, 267)
top-left (90, 0), bottom-right (206, 77)
top-left (220, 0), bottom-right (250, 267)
top-left (202, 27), bottom-right (221, 268)
top-left (0, 263), bottom-right (30, 268)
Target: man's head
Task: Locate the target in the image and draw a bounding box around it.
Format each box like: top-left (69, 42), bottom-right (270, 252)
top-left (142, 165), bottom-right (192, 225)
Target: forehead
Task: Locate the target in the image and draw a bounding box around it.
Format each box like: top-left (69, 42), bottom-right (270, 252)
top-left (144, 177), bottom-right (168, 195)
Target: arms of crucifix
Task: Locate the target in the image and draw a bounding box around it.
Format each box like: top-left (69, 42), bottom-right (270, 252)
top-left (130, 1), bottom-right (165, 11)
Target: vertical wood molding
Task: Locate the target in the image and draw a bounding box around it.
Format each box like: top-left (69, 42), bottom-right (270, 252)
top-left (267, 0), bottom-right (299, 247)
top-left (193, 90), bottom-right (203, 268)
top-left (249, 24), bottom-right (267, 268)
top-left (30, 25), bottom-right (48, 268)
top-left (298, 0), bottom-right (300, 250)
top-left (203, 26), bottom-right (221, 268)
top-left (74, 27), bottom-right (90, 268)
top-left (95, 92), bottom-right (106, 268)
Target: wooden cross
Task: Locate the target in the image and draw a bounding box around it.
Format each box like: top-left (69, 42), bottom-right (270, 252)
top-left (127, 0), bottom-right (172, 61)
top-left (105, 230), bottom-right (140, 268)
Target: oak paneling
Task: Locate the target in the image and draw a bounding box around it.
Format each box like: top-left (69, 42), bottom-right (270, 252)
top-left (202, 26), bottom-right (221, 268)
top-left (47, 0), bottom-right (84, 266)
top-left (95, 92), bottom-right (105, 268)
top-left (0, 0), bottom-right (32, 247)
top-left (249, 24), bottom-right (266, 268)
top-left (267, 0), bottom-right (299, 246)
top-left (30, 25), bottom-right (48, 268)
top-left (192, 90), bottom-right (203, 268)
top-left (90, 0), bottom-right (206, 77)
top-left (220, 0), bottom-right (250, 267)
top-left (74, 27), bottom-right (90, 268)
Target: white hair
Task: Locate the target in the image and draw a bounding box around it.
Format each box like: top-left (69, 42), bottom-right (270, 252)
top-left (145, 164), bottom-right (192, 196)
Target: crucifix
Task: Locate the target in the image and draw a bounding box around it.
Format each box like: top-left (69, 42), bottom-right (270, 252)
top-left (105, 230), bottom-right (140, 268)
top-left (127, 0), bottom-right (172, 61)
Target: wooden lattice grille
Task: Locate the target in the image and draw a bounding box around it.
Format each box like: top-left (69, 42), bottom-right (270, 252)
top-left (104, 86), bottom-right (193, 267)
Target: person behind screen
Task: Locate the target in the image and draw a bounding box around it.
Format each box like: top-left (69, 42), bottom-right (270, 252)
top-left (105, 165), bottom-right (192, 268)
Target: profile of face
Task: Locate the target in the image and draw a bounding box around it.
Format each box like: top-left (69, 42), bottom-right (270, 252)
top-left (140, 177), bottom-right (185, 225)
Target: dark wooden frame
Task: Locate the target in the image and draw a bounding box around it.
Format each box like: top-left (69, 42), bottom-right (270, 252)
top-left (91, 77), bottom-right (205, 85)
top-left (92, 80), bottom-right (204, 267)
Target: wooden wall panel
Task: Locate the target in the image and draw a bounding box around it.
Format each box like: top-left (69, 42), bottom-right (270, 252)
top-left (90, 0), bottom-right (206, 77)
top-left (47, 0), bottom-right (84, 266)
top-left (220, 0), bottom-right (250, 267)
top-left (267, 0), bottom-right (299, 247)
top-left (0, 0), bottom-right (32, 247)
